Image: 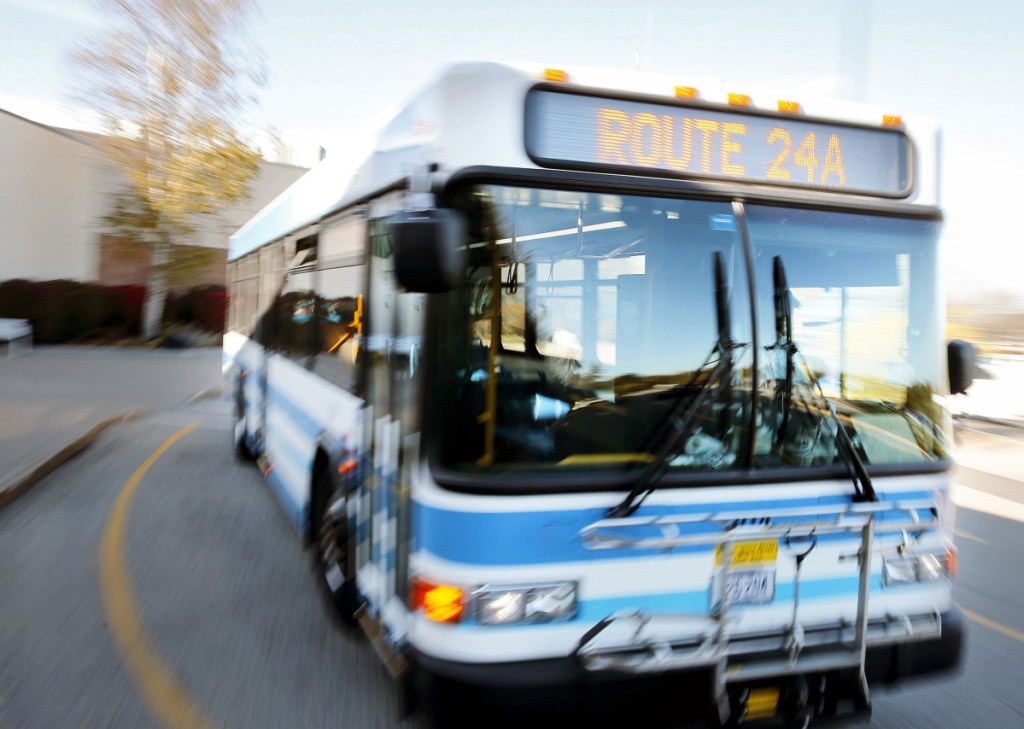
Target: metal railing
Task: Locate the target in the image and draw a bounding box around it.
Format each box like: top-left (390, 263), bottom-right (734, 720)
top-left (574, 500), bottom-right (944, 724)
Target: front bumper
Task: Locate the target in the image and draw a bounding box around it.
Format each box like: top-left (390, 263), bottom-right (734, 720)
top-left (411, 607), bottom-right (964, 713)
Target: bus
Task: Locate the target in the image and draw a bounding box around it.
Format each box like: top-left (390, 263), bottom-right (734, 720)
top-left (225, 62), bottom-right (972, 726)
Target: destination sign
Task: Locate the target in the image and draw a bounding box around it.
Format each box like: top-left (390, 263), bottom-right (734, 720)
top-left (526, 90), bottom-right (911, 196)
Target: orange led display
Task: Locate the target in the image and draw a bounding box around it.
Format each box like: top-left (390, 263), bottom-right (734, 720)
top-left (529, 90), bottom-right (910, 195)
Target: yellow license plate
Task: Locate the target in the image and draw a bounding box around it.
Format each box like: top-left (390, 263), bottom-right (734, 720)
top-left (715, 539), bottom-right (779, 567)
top-left (745, 687), bottom-right (780, 720)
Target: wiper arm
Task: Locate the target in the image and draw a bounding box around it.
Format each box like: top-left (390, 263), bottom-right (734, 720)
top-left (771, 256), bottom-right (797, 450)
top-left (608, 252), bottom-right (739, 518)
top-left (771, 256), bottom-right (877, 503)
top-left (607, 356), bottom-right (732, 518)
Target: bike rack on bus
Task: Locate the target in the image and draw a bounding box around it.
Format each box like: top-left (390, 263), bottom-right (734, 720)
top-left (574, 500), bottom-right (944, 725)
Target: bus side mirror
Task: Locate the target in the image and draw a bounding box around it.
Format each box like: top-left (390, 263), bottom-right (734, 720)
top-left (947, 339), bottom-right (975, 395)
top-left (388, 209), bottom-right (466, 293)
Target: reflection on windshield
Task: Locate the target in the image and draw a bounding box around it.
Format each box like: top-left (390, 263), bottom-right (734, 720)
top-left (436, 186), bottom-right (948, 478)
top-left (748, 206), bottom-right (948, 469)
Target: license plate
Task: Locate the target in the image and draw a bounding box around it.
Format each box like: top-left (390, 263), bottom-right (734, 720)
top-left (725, 568), bottom-right (776, 604)
top-left (712, 539), bottom-right (778, 608)
top-left (715, 539), bottom-right (779, 567)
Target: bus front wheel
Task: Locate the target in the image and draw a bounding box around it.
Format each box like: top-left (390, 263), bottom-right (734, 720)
top-left (233, 381), bottom-right (255, 461)
top-left (313, 469), bottom-right (360, 624)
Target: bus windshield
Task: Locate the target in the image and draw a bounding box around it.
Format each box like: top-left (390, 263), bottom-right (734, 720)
top-left (435, 184), bottom-right (948, 479)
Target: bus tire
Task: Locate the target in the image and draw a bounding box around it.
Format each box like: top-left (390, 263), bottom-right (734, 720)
top-left (233, 382), bottom-right (255, 462)
top-left (313, 468), bottom-right (360, 625)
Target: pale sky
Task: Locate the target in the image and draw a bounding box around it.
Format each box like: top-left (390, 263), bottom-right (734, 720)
top-left (1, 0), bottom-right (1021, 299)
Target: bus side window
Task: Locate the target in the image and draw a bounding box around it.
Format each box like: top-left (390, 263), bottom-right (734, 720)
top-left (278, 269), bottom-right (318, 360)
top-left (316, 263), bottom-right (366, 390)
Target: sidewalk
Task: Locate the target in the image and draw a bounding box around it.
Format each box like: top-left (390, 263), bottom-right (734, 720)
top-left (0, 346), bottom-right (223, 509)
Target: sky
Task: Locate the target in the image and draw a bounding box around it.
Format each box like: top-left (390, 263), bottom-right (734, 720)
top-left (0, 0), bottom-right (1021, 299)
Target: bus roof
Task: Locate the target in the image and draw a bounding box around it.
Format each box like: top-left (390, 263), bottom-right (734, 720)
top-left (229, 62), bottom-right (939, 261)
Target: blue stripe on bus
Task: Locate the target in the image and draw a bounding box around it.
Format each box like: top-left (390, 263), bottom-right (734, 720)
top-left (414, 490), bottom-right (937, 566)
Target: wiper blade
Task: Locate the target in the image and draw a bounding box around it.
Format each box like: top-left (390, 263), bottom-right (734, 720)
top-left (607, 356), bottom-right (732, 518)
top-left (771, 256), bottom-right (797, 450)
top-left (608, 252), bottom-right (739, 519)
top-left (770, 256), bottom-right (877, 503)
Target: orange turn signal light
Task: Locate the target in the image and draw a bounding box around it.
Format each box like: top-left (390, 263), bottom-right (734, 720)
top-left (675, 85), bottom-right (699, 99)
top-left (543, 68), bottom-right (569, 83)
top-left (777, 99), bottom-right (801, 114)
top-left (882, 114), bottom-right (903, 127)
top-left (945, 544), bottom-right (958, 580)
top-left (728, 93), bottom-right (752, 107)
top-left (412, 578), bottom-right (465, 623)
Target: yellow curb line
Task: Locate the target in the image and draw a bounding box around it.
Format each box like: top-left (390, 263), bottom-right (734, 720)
top-left (98, 420), bottom-right (223, 729)
top-left (962, 607), bottom-right (1024, 644)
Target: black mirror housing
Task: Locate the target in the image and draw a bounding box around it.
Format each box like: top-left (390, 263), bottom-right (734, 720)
top-left (388, 209), bottom-right (466, 293)
top-left (947, 339), bottom-right (975, 395)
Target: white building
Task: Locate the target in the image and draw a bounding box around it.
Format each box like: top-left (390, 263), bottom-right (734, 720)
top-left (0, 106), bottom-right (307, 287)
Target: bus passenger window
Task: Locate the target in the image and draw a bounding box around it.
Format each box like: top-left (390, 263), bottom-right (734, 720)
top-left (315, 263), bottom-right (366, 390)
top-left (276, 269), bottom-right (318, 359)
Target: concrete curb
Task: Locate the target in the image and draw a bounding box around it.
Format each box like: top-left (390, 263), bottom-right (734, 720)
top-left (0, 410), bottom-right (145, 513)
top-left (0, 383), bottom-right (223, 513)
top-left (183, 384), bottom-right (225, 405)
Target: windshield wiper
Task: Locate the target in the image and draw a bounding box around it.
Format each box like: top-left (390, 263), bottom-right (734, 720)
top-left (770, 256), bottom-right (877, 503)
top-left (608, 252), bottom-right (740, 518)
top-left (771, 256), bottom-right (797, 451)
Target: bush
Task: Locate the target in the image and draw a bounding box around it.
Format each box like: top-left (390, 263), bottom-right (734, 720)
top-left (162, 289), bottom-right (180, 327)
top-left (176, 284), bottom-right (225, 325)
top-left (64, 281), bottom-right (110, 338)
top-left (0, 279), bottom-right (152, 342)
top-left (0, 279), bottom-right (37, 320)
top-left (103, 285), bottom-right (146, 336)
top-left (194, 289), bottom-right (228, 332)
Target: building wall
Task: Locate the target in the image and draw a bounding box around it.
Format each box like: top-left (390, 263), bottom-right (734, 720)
top-left (98, 235), bottom-right (228, 291)
top-left (0, 108), bottom-right (307, 287)
top-left (0, 110), bottom-right (104, 281)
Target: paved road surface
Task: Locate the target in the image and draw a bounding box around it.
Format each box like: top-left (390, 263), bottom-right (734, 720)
top-left (3, 393), bottom-right (1023, 728)
top-left (2, 347), bottom-right (1023, 727)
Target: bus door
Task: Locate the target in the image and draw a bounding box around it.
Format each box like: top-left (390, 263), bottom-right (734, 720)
top-left (360, 212), bottom-right (423, 630)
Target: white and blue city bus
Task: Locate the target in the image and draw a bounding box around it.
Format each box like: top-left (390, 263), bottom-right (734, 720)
top-left (225, 63), bottom-right (972, 726)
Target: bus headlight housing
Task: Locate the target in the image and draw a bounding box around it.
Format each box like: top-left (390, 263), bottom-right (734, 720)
top-left (474, 582), bottom-right (577, 625)
top-left (883, 552), bottom-right (948, 587)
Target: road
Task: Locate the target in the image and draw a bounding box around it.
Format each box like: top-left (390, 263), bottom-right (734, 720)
top-left (2, 395), bottom-right (1022, 728)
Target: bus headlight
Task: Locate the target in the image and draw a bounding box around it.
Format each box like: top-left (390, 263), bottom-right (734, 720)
top-left (883, 553), bottom-right (947, 587)
top-left (474, 582), bottom-right (577, 625)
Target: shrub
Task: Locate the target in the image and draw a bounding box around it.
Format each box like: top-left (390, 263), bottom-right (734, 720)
top-left (177, 284), bottom-right (225, 325)
top-left (194, 289), bottom-right (228, 332)
top-left (162, 289), bottom-right (180, 327)
top-left (102, 285), bottom-right (146, 336)
top-left (0, 279), bottom-right (157, 342)
top-left (27, 280), bottom-right (74, 343)
top-left (0, 279), bottom-right (37, 320)
top-left (64, 281), bottom-right (109, 339)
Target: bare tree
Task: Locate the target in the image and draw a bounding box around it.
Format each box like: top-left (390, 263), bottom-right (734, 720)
top-left (73, 0), bottom-right (264, 339)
